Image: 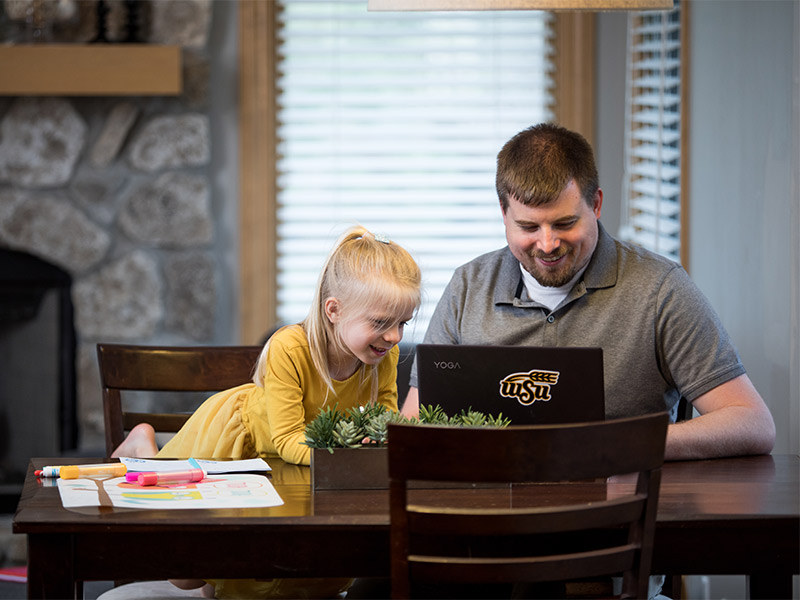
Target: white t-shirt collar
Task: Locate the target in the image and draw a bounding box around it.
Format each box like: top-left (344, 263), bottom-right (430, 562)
top-left (519, 262), bottom-right (588, 312)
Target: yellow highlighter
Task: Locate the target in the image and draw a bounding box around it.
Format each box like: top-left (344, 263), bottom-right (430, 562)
top-left (58, 463), bottom-right (127, 479)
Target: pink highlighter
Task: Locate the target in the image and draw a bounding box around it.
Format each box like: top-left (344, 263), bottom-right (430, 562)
top-left (129, 468), bottom-right (206, 486)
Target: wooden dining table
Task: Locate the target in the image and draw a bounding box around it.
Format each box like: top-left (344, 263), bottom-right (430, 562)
top-left (13, 454), bottom-right (799, 600)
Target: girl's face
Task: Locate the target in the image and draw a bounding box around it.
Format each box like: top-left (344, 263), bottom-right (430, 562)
top-left (325, 298), bottom-right (415, 371)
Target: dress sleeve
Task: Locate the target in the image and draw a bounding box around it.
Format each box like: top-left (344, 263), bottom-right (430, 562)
top-left (262, 336), bottom-right (313, 466)
top-left (156, 384), bottom-right (257, 460)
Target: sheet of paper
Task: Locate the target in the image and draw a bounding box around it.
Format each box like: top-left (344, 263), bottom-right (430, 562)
top-left (57, 473), bottom-right (284, 509)
top-left (119, 457), bottom-right (271, 474)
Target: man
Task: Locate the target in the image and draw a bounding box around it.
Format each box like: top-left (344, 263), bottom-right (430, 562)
top-left (404, 123), bottom-right (774, 461)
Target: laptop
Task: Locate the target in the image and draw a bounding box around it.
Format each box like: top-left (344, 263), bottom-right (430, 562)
top-left (416, 344), bottom-right (605, 425)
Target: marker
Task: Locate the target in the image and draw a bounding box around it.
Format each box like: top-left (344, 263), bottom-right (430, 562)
top-left (36, 463), bottom-right (127, 479)
top-left (58, 463), bottom-right (128, 480)
top-left (35, 466), bottom-right (63, 478)
top-left (136, 468), bottom-right (205, 486)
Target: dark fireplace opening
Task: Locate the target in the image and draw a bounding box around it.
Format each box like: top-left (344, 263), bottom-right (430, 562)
top-left (0, 248), bottom-right (77, 511)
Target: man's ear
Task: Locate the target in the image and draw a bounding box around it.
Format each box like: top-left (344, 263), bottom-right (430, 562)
top-left (593, 189), bottom-right (603, 219)
top-left (324, 297), bottom-right (341, 323)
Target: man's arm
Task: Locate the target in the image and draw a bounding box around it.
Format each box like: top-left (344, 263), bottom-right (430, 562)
top-left (401, 386), bottom-right (420, 419)
top-left (408, 375), bottom-right (774, 461)
top-left (665, 374), bottom-right (775, 460)
top-left (406, 376), bottom-right (775, 460)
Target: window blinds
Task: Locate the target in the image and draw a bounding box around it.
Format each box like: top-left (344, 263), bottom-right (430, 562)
top-left (620, 2), bottom-right (682, 263)
top-left (275, 0), bottom-right (554, 342)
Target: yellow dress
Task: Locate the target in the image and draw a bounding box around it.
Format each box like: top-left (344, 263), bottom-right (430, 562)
top-left (156, 324), bottom-right (399, 598)
top-left (158, 324), bottom-right (399, 466)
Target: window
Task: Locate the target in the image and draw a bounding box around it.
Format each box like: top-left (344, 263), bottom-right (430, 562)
top-left (273, 1), bottom-right (555, 342)
top-left (619, 1), bottom-right (684, 264)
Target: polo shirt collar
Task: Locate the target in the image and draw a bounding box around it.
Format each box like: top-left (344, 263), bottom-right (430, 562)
top-left (496, 247), bottom-right (524, 304)
top-left (583, 221), bottom-right (618, 290)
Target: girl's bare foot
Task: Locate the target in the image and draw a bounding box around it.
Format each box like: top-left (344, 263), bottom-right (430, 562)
top-left (110, 423), bottom-right (158, 458)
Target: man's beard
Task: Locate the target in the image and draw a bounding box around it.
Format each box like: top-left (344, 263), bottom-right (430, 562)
top-left (526, 247), bottom-right (576, 288)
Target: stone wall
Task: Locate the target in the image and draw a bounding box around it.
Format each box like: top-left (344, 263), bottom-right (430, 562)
top-left (0, 0), bottom-right (233, 451)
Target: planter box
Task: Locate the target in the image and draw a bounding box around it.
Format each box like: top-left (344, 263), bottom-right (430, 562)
top-left (310, 447), bottom-right (508, 491)
top-left (311, 447), bottom-right (388, 491)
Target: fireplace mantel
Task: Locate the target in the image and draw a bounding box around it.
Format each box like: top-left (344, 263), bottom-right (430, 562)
top-left (0, 44), bottom-right (182, 96)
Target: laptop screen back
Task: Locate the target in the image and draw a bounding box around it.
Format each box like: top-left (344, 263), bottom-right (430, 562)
top-left (416, 344), bottom-right (605, 425)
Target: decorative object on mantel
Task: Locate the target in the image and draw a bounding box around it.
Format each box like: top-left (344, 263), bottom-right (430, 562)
top-left (368, 0), bottom-right (673, 10)
top-left (306, 404), bottom-right (511, 490)
top-left (24, 0), bottom-right (56, 42)
top-left (122, 0), bottom-right (141, 43)
top-left (90, 0), bottom-right (110, 42)
top-left (89, 0), bottom-right (142, 43)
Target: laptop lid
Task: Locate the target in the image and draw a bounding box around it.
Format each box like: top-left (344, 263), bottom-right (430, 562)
top-left (416, 344), bottom-right (605, 425)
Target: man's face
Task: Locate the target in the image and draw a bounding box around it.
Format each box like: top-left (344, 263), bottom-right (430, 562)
top-left (502, 180), bottom-right (602, 287)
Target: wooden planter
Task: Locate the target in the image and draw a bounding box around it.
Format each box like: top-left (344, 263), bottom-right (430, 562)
top-left (311, 446), bottom-right (388, 491)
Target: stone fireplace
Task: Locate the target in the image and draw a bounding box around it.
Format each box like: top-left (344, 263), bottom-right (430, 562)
top-left (0, 0), bottom-right (239, 481)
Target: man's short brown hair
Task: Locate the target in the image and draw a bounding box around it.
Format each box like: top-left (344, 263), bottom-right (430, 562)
top-left (496, 123), bottom-right (599, 211)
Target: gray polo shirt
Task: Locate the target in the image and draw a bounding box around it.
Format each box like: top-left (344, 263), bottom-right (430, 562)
top-left (411, 222), bottom-right (745, 419)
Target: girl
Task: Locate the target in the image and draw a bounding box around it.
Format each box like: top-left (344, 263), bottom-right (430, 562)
top-left (109, 225), bottom-right (421, 599)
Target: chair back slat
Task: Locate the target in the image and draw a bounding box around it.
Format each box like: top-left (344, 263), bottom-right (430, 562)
top-left (389, 415), bottom-right (667, 483)
top-left (97, 344), bottom-right (262, 391)
top-left (97, 343), bottom-right (262, 456)
top-left (407, 494), bottom-right (647, 536)
top-left (409, 544), bottom-right (639, 584)
top-left (388, 412), bottom-right (668, 599)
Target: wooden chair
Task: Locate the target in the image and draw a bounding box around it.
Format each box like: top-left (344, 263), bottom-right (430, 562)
top-left (388, 412), bottom-right (669, 599)
top-left (97, 343), bottom-right (263, 457)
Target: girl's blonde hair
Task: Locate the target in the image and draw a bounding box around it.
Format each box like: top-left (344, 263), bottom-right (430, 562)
top-left (254, 225), bottom-right (421, 399)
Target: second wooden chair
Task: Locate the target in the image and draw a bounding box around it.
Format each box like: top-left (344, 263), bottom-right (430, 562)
top-left (388, 412), bottom-right (669, 599)
top-left (97, 343), bottom-right (263, 457)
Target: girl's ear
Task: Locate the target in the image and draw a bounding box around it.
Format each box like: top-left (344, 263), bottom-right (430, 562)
top-left (324, 297), bottom-right (341, 324)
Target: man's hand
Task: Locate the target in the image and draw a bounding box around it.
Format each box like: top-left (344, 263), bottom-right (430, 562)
top-left (401, 386), bottom-right (420, 419)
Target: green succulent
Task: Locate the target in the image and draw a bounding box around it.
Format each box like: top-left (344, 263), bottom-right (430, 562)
top-left (302, 404), bottom-right (343, 453)
top-left (364, 410), bottom-right (393, 445)
top-left (418, 403), bottom-right (449, 425)
top-left (344, 406), bottom-right (370, 432)
top-left (333, 420), bottom-right (364, 448)
top-left (303, 402), bottom-right (510, 451)
top-left (485, 413), bottom-right (512, 428)
top-left (361, 402), bottom-right (391, 422)
top-left (451, 408), bottom-right (487, 427)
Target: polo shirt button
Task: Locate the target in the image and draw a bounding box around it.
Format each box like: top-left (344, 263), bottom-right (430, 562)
top-left (547, 315), bottom-right (555, 323)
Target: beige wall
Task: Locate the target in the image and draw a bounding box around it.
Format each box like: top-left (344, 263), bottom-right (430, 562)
top-left (686, 0), bottom-right (797, 457)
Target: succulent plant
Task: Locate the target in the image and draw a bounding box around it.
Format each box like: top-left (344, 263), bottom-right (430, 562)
top-left (485, 412), bottom-right (512, 428)
top-left (451, 408), bottom-right (488, 427)
top-left (303, 403), bottom-right (510, 452)
top-left (364, 409), bottom-right (394, 445)
top-left (333, 420), bottom-right (364, 448)
top-left (302, 405), bottom-right (342, 453)
top-left (418, 403), bottom-right (449, 425)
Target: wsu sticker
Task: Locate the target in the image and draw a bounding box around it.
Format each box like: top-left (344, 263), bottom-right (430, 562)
top-left (499, 370), bottom-right (560, 406)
